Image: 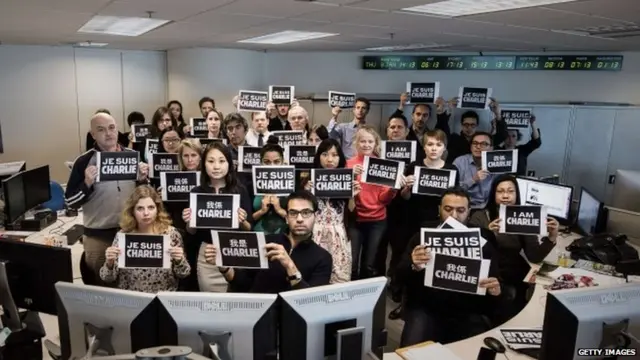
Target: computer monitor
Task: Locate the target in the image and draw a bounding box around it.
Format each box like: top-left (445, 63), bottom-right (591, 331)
top-left (576, 187), bottom-right (608, 236)
top-left (278, 277), bottom-right (387, 360)
top-left (611, 169), bottom-right (640, 213)
top-left (55, 282), bottom-right (159, 359)
top-left (516, 176), bottom-right (574, 222)
top-left (2, 171), bottom-right (27, 224)
top-left (156, 292), bottom-right (279, 360)
top-left (0, 238), bottom-right (72, 315)
top-left (540, 282), bottom-right (640, 360)
top-left (22, 165), bottom-right (51, 211)
top-left (0, 161), bottom-right (26, 183)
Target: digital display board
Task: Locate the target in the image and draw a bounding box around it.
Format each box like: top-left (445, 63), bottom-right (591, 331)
top-left (362, 55), bottom-right (623, 71)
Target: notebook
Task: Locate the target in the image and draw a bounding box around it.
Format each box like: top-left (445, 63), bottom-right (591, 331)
top-left (396, 341), bottom-right (463, 360)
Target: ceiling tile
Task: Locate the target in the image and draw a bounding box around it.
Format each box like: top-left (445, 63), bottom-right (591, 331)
top-left (99, 0), bottom-right (234, 21)
top-left (141, 21), bottom-right (222, 40)
top-left (349, 0), bottom-right (442, 11)
top-left (0, 6), bottom-right (93, 35)
top-left (244, 18), bottom-right (332, 32)
top-left (545, 0), bottom-right (640, 23)
top-left (308, 23), bottom-right (405, 39)
top-left (339, 11), bottom-right (452, 30)
top-left (292, 5), bottom-right (371, 23)
top-left (213, 0), bottom-right (321, 18)
top-left (180, 12), bottom-right (280, 33)
top-left (464, 7), bottom-right (629, 30)
top-left (7, 0), bottom-right (112, 13)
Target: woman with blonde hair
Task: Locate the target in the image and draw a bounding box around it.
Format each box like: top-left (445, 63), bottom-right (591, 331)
top-left (178, 138), bottom-right (202, 171)
top-left (100, 185), bottom-right (190, 293)
top-left (346, 125), bottom-right (399, 280)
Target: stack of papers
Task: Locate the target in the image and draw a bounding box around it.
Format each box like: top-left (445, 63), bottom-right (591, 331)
top-left (499, 328), bottom-right (542, 350)
top-left (396, 342), bottom-right (463, 360)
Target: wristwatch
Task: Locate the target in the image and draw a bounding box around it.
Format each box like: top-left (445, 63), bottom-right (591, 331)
top-left (287, 271), bottom-right (302, 282)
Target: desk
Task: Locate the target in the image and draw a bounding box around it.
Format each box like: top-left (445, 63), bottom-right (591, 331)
top-left (383, 232), bottom-right (583, 360)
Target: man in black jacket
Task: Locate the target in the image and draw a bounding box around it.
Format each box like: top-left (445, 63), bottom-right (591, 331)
top-left (266, 101), bottom-right (292, 131)
top-left (206, 190), bottom-right (332, 293)
top-left (396, 187), bottom-right (503, 347)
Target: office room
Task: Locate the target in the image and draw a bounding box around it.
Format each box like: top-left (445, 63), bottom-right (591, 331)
top-left (0, 0), bottom-right (640, 359)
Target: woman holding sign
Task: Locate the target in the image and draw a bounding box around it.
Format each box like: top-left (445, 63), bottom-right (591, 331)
top-left (150, 106), bottom-right (179, 139)
top-left (168, 100), bottom-right (186, 133)
top-left (346, 126), bottom-right (398, 280)
top-left (304, 139), bottom-right (361, 283)
top-left (469, 174), bottom-right (558, 322)
top-left (182, 142), bottom-right (253, 292)
top-left (253, 138), bottom-right (288, 234)
top-left (100, 185), bottom-right (190, 293)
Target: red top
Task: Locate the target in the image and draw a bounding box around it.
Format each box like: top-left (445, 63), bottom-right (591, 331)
top-left (347, 154), bottom-right (398, 222)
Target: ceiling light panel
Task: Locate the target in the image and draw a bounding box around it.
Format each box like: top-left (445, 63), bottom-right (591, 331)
top-left (238, 30), bottom-right (338, 44)
top-left (402, 0), bottom-right (578, 17)
top-left (78, 15), bottom-right (171, 37)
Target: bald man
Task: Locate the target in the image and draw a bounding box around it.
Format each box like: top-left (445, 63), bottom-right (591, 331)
top-left (65, 112), bottom-right (149, 286)
top-left (288, 105), bottom-right (310, 135)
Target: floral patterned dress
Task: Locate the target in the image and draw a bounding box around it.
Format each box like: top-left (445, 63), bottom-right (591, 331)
top-left (312, 199), bottom-right (351, 283)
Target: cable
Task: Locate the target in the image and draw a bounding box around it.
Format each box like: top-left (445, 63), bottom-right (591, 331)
top-left (504, 352), bottom-right (511, 360)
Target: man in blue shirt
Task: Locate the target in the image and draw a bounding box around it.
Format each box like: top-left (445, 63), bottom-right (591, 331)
top-left (327, 97), bottom-right (370, 159)
top-left (453, 131), bottom-right (496, 209)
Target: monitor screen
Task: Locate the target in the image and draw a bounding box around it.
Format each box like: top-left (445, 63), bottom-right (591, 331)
top-left (55, 282), bottom-right (159, 359)
top-left (0, 239), bottom-right (73, 315)
top-left (516, 177), bottom-right (573, 221)
top-left (23, 165), bottom-right (51, 211)
top-left (2, 172), bottom-right (26, 224)
top-left (577, 187), bottom-right (603, 236)
top-left (156, 292), bottom-right (279, 360)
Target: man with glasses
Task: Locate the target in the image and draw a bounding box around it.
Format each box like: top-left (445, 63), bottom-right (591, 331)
top-left (222, 113), bottom-right (254, 197)
top-left (446, 99), bottom-right (508, 163)
top-left (453, 132), bottom-right (496, 209)
top-left (210, 190), bottom-right (332, 293)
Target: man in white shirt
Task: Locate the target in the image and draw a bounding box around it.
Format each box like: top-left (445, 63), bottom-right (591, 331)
top-left (246, 111), bottom-right (271, 147)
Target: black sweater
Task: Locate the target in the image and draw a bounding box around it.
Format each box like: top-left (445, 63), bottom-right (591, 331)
top-left (405, 162), bottom-right (460, 230)
top-left (397, 221), bottom-right (502, 316)
top-left (229, 233), bottom-right (332, 293)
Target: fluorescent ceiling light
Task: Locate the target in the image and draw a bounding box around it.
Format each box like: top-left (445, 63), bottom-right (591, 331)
top-left (363, 43), bottom-right (452, 51)
top-left (238, 30), bottom-right (338, 44)
top-left (78, 15), bottom-right (171, 37)
top-left (74, 42), bottom-right (109, 47)
top-left (402, 0), bottom-right (578, 17)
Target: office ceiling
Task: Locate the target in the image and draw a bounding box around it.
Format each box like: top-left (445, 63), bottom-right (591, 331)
top-left (0, 0), bottom-right (638, 52)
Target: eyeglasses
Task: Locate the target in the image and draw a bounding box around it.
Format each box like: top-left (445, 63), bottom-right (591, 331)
top-left (471, 141), bottom-right (490, 148)
top-left (163, 138), bottom-right (181, 144)
top-left (287, 209), bottom-right (315, 218)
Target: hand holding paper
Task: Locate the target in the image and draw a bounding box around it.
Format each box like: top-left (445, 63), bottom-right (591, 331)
top-left (479, 277), bottom-right (501, 296)
top-left (204, 244), bottom-right (217, 265)
top-left (84, 165), bottom-right (98, 187)
top-left (473, 169), bottom-right (489, 182)
top-left (353, 164), bottom-right (363, 176)
top-left (182, 208), bottom-right (191, 224)
top-left (265, 243), bottom-right (294, 270)
top-left (105, 246), bottom-right (120, 267)
top-left (169, 247), bottom-right (184, 262)
top-left (304, 180), bottom-right (313, 191)
top-left (353, 180), bottom-right (362, 197)
top-left (488, 218), bottom-right (501, 233)
top-left (411, 245), bottom-right (432, 269)
top-left (237, 208), bottom-right (248, 223)
top-left (546, 217), bottom-right (560, 242)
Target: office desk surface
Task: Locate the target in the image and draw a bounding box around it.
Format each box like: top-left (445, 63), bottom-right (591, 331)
top-left (383, 232), bottom-right (583, 360)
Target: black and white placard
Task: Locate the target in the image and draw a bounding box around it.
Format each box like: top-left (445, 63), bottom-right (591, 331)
top-left (268, 85), bottom-right (295, 105)
top-left (438, 217), bottom-right (488, 248)
top-left (457, 87), bottom-right (492, 110)
top-left (381, 140), bottom-right (417, 164)
top-left (424, 253), bottom-right (490, 295)
top-left (150, 153), bottom-right (180, 178)
top-left (96, 151), bottom-right (139, 182)
top-left (499, 328), bottom-right (543, 349)
top-left (237, 146), bottom-right (262, 173)
top-left (271, 130), bottom-right (305, 146)
top-left (421, 228), bottom-right (484, 260)
top-left (237, 90), bottom-right (268, 112)
top-left (117, 233), bottom-right (171, 269)
top-left (481, 149), bottom-right (518, 173)
top-left (328, 91), bottom-right (356, 109)
top-left (499, 204), bottom-right (547, 236)
top-left (310, 168), bottom-right (354, 199)
top-left (189, 193), bottom-right (240, 229)
top-left (211, 231), bottom-right (268, 269)
top-left (145, 138), bottom-right (159, 161)
top-left (131, 124), bottom-right (152, 143)
top-left (360, 156), bottom-right (405, 189)
top-left (252, 165), bottom-right (296, 196)
top-left (406, 82), bottom-right (440, 104)
top-left (501, 109), bottom-right (531, 129)
top-left (412, 167), bottom-right (457, 196)
top-left (160, 171), bottom-right (200, 202)
top-left (285, 145), bottom-right (316, 169)
top-left (189, 117), bottom-right (208, 137)
top-left (199, 138), bottom-right (228, 147)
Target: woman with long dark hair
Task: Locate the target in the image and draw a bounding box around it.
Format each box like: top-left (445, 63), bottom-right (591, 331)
top-left (469, 174), bottom-right (558, 323)
top-left (182, 142), bottom-right (252, 292)
top-left (168, 100), bottom-right (186, 132)
top-left (151, 106), bottom-right (179, 139)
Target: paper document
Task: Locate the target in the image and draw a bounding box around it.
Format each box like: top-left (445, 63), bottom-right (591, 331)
top-left (399, 342), bottom-right (463, 360)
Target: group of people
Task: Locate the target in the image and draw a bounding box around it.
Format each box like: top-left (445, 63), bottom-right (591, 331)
top-left (65, 90), bottom-right (551, 347)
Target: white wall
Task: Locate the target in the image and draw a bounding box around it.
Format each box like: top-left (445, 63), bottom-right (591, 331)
top-left (0, 45), bottom-right (167, 182)
top-left (167, 48), bottom-right (265, 118)
top-left (167, 49), bottom-right (640, 105)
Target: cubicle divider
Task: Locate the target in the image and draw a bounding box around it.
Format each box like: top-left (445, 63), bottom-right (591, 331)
top-left (300, 94), bottom-right (640, 206)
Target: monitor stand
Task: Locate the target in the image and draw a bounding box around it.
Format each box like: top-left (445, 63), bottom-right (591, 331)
top-left (600, 319), bottom-right (640, 360)
top-left (0, 262), bottom-right (45, 360)
top-left (4, 210), bottom-right (57, 232)
top-left (198, 330), bottom-right (232, 360)
top-left (77, 346), bottom-right (213, 360)
top-left (84, 322), bottom-right (116, 357)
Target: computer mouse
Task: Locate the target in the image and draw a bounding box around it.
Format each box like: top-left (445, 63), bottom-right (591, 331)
top-left (484, 337), bottom-right (506, 353)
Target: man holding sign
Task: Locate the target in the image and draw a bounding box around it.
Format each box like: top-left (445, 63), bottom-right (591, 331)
top-left (65, 112), bottom-right (150, 286)
top-left (327, 97), bottom-right (370, 158)
top-left (203, 191), bottom-right (332, 293)
top-left (497, 113), bottom-right (541, 176)
top-left (396, 187), bottom-right (502, 347)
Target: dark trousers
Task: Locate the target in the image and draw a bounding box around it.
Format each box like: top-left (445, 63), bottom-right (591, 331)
top-left (349, 219), bottom-right (386, 280)
top-left (178, 235), bottom-right (201, 292)
top-left (400, 306), bottom-right (491, 347)
top-left (375, 211), bottom-right (408, 278)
